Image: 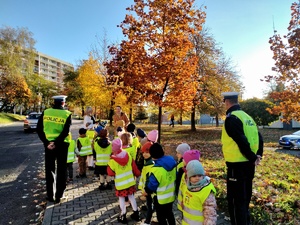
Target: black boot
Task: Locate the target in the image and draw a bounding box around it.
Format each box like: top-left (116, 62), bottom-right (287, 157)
top-left (130, 210), bottom-right (140, 221)
top-left (99, 183), bottom-right (105, 190)
top-left (105, 182), bottom-right (112, 190)
top-left (117, 213), bottom-right (127, 224)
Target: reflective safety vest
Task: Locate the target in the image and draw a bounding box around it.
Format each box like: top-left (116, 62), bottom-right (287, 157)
top-left (221, 110), bottom-right (259, 162)
top-left (178, 176), bottom-right (216, 225)
top-left (177, 161), bottom-right (184, 172)
top-left (77, 137), bottom-right (93, 156)
top-left (132, 137), bottom-right (140, 149)
top-left (94, 139), bottom-right (112, 166)
top-left (67, 139), bottom-right (76, 163)
top-left (86, 130), bottom-right (95, 142)
top-left (150, 166), bottom-right (176, 204)
top-left (108, 155), bottom-right (136, 190)
top-left (123, 146), bottom-right (137, 160)
top-left (43, 108), bottom-right (71, 143)
top-left (138, 162), bottom-right (154, 190)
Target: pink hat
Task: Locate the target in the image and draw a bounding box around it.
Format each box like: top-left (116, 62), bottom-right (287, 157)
top-left (112, 138), bottom-right (122, 154)
top-left (183, 150), bottom-right (200, 165)
top-left (147, 130), bottom-right (158, 142)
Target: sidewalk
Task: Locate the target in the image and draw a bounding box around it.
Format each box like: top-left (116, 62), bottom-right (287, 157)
top-left (42, 160), bottom-right (231, 225)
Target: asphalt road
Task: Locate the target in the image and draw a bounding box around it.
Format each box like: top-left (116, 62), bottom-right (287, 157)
top-left (0, 120), bottom-right (82, 225)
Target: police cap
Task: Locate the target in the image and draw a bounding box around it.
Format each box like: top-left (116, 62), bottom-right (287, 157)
top-left (52, 95), bottom-right (67, 102)
top-left (221, 92), bottom-right (239, 100)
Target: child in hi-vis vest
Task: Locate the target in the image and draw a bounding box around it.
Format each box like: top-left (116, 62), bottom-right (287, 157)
top-left (107, 138), bottom-right (141, 224)
top-left (66, 132), bottom-right (76, 182)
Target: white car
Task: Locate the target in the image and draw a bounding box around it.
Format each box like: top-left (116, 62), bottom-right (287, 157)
top-left (24, 112), bottom-right (42, 133)
top-left (278, 130), bottom-right (300, 149)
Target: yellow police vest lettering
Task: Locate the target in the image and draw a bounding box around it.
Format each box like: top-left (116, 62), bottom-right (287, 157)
top-left (43, 108), bottom-right (71, 143)
top-left (221, 110), bottom-right (259, 162)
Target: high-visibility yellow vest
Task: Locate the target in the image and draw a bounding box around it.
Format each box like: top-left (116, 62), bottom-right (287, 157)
top-left (123, 146), bottom-right (137, 160)
top-left (138, 162), bottom-right (154, 190)
top-left (132, 137), bottom-right (140, 149)
top-left (43, 108), bottom-right (71, 143)
top-left (67, 139), bottom-right (76, 163)
top-left (94, 139), bottom-right (112, 166)
top-left (177, 161), bottom-right (184, 172)
top-left (178, 178), bottom-right (216, 225)
top-left (108, 155), bottom-right (136, 190)
top-left (150, 166), bottom-right (176, 204)
top-left (221, 110), bottom-right (259, 162)
top-left (86, 130), bottom-right (95, 142)
top-left (77, 137), bottom-right (93, 156)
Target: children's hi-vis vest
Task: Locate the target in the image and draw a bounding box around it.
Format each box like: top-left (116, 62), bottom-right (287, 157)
top-left (77, 137), bottom-right (93, 156)
top-left (177, 177), bottom-right (216, 225)
top-left (67, 139), bottom-right (76, 163)
top-left (221, 110), bottom-right (259, 162)
top-left (108, 155), bottom-right (135, 190)
top-left (94, 139), bottom-right (112, 166)
top-left (123, 146), bottom-right (137, 160)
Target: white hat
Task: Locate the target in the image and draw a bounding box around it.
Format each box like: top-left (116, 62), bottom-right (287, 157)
top-left (52, 95), bottom-right (67, 102)
top-left (221, 92), bottom-right (239, 100)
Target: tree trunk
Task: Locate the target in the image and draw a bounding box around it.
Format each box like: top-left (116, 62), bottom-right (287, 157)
top-left (191, 107), bottom-right (196, 131)
top-left (215, 114), bottom-right (219, 127)
top-left (129, 107), bottom-right (133, 123)
top-left (158, 106), bottom-right (162, 143)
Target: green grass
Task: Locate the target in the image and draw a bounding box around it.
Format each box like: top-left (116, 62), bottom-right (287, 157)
top-left (136, 124), bottom-right (300, 225)
top-left (0, 112), bottom-right (26, 124)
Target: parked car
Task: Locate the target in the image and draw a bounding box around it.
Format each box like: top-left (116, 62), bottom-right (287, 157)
top-left (278, 130), bottom-right (300, 149)
top-left (24, 112), bottom-right (42, 133)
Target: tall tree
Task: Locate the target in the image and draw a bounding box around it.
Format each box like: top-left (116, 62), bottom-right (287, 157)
top-left (0, 26), bottom-right (36, 111)
top-left (266, 2), bottom-right (300, 122)
top-left (106, 0), bottom-right (206, 142)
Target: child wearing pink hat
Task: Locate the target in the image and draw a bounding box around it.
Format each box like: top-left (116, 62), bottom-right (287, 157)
top-left (107, 138), bottom-right (141, 224)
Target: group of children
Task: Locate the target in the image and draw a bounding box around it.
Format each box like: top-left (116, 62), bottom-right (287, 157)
top-left (65, 121), bottom-right (218, 225)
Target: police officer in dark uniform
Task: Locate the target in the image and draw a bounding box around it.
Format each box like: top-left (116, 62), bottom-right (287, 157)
top-left (221, 92), bottom-right (263, 225)
top-left (37, 95), bottom-right (72, 203)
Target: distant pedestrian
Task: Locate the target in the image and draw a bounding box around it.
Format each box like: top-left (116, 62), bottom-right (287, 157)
top-left (75, 128), bottom-right (93, 178)
top-left (178, 160), bottom-right (217, 225)
top-left (37, 95), bottom-right (72, 204)
top-left (107, 138), bottom-right (141, 224)
top-left (144, 143), bottom-right (177, 225)
top-left (221, 92), bottom-right (264, 225)
top-left (169, 114), bottom-right (175, 127)
top-left (113, 106), bottom-right (129, 130)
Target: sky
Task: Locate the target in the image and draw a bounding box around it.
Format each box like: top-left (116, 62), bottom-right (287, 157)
top-left (0, 0), bottom-right (295, 99)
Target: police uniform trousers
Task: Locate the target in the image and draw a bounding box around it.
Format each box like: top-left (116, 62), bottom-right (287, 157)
top-left (226, 162), bottom-right (255, 225)
top-left (45, 142), bottom-right (69, 200)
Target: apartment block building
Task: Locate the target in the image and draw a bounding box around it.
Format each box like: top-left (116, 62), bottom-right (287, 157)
top-left (34, 52), bottom-right (74, 87)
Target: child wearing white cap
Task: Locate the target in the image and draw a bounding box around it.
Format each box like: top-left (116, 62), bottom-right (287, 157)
top-left (178, 160), bottom-right (217, 225)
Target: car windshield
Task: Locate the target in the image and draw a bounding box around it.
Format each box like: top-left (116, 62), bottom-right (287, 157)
top-left (292, 130), bottom-right (300, 136)
top-left (28, 114), bottom-right (41, 119)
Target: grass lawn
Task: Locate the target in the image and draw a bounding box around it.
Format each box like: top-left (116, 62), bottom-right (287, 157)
top-left (0, 112), bottom-right (25, 124)
top-left (136, 124), bottom-right (300, 225)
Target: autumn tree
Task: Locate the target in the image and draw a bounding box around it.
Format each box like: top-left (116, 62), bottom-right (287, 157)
top-left (106, 0), bottom-right (206, 142)
top-left (240, 98), bottom-right (278, 126)
top-left (266, 2), bottom-right (300, 122)
top-left (0, 26), bottom-right (36, 111)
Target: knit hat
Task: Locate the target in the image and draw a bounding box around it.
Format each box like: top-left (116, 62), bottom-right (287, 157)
top-left (127, 123), bottom-right (136, 132)
top-left (149, 143), bottom-right (164, 159)
top-left (140, 137), bottom-right (148, 146)
top-left (79, 128), bottom-right (87, 135)
top-left (147, 130), bottom-right (158, 142)
top-left (94, 125), bottom-right (103, 134)
top-left (99, 129), bottom-right (108, 138)
top-left (137, 128), bottom-right (147, 138)
top-left (99, 121), bottom-right (107, 128)
top-left (183, 150), bottom-right (200, 165)
top-left (112, 138), bottom-right (122, 154)
top-left (141, 142), bottom-right (153, 153)
top-left (176, 143), bottom-right (191, 155)
top-left (186, 160), bottom-right (205, 179)
top-left (117, 126), bottom-right (125, 138)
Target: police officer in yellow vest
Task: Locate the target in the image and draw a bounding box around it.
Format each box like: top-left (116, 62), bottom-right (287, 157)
top-left (221, 92), bottom-right (263, 225)
top-left (37, 95), bottom-right (72, 204)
